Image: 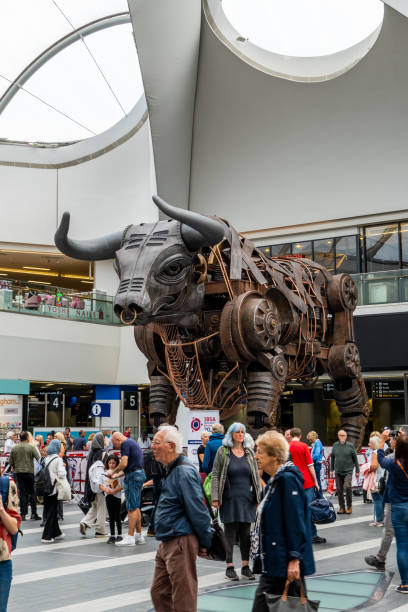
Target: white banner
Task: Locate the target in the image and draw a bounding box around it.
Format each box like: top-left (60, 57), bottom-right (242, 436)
top-left (187, 410), bottom-right (219, 470)
top-left (0, 395), bottom-right (23, 426)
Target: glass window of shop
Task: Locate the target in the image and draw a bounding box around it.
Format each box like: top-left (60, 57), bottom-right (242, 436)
top-left (271, 243), bottom-right (292, 256)
top-left (401, 222), bottom-right (408, 268)
top-left (292, 241), bottom-right (313, 260)
top-left (335, 235), bottom-right (359, 274)
top-left (314, 238), bottom-right (335, 272)
top-left (363, 223), bottom-right (400, 272)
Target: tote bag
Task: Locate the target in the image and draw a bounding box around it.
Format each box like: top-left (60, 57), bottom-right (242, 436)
top-left (264, 580), bottom-right (319, 612)
top-left (56, 475), bottom-right (71, 501)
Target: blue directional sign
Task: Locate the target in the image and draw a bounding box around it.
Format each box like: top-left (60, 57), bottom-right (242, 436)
top-left (91, 402), bottom-right (111, 417)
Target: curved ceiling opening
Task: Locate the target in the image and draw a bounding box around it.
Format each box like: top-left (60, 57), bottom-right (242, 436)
top-left (0, 0), bottom-right (144, 145)
top-left (206, 0), bottom-right (385, 82)
top-left (222, 0), bottom-right (384, 57)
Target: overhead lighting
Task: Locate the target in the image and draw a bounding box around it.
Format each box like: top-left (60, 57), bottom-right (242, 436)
top-left (0, 273), bottom-right (8, 276)
top-left (61, 274), bottom-right (94, 280)
top-left (80, 280), bottom-right (94, 284)
top-left (28, 280), bottom-right (52, 285)
top-left (23, 266), bottom-right (51, 271)
top-left (0, 249), bottom-right (61, 256)
top-left (0, 267), bottom-right (58, 276)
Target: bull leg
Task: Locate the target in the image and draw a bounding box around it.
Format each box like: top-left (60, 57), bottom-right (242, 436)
top-left (332, 377), bottom-right (369, 448)
top-left (246, 355), bottom-right (287, 437)
top-left (148, 374), bottom-right (177, 428)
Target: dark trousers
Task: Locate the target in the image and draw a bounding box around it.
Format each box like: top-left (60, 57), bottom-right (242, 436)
top-left (335, 473), bottom-right (353, 510)
top-left (224, 522), bottom-right (251, 564)
top-left (252, 575), bottom-right (305, 612)
top-left (42, 494), bottom-right (62, 541)
top-left (15, 472), bottom-right (37, 517)
top-left (314, 462), bottom-right (323, 497)
top-left (106, 495), bottom-right (122, 536)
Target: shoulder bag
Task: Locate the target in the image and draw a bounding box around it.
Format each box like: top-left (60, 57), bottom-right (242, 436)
top-left (201, 483), bottom-right (228, 562)
top-left (202, 447), bottom-right (226, 507)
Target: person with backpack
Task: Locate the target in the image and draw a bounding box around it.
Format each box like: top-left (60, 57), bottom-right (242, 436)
top-left (0, 474), bottom-right (21, 612)
top-left (80, 433), bottom-right (107, 538)
top-left (41, 439), bottom-right (67, 543)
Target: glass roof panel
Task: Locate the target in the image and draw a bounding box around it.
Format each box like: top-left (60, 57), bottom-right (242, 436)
top-left (0, 1), bottom-right (143, 144)
top-left (221, 0), bottom-right (384, 57)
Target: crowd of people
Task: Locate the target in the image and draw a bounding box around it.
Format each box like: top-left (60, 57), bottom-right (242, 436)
top-left (1, 422), bottom-right (408, 610)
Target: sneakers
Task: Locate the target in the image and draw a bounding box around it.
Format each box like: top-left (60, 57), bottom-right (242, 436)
top-left (79, 522), bottom-right (88, 536)
top-left (55, 533), bottom-right (65, 540)
top-left (345, 507), bottom-right (352, 514)
top-left (95, 532), bottom-right (108, 538)
top-left (107, 536), bottom-right (116, 543)
top-left (337, 509), bottom-right (345, 514)
top-left (147, 529), bottom-right (155, 537)
top-left (135, 533), bottom-right (146, 545)
top-left (115, 536), bottom-right (123, 543)
top-left (312, 536), bottom-right (327, 544)
top-left (395, 585), bottom-right (408, 594)
top-left (241, 566), bottom-right (255, 580)
top-left (365, 555), bottom-right (385, 571)
top-left (115, 534), bottom-right (136, 547)
top-left (225, 566), bottom-right (239, 581)
top-left (31, 514), bottom-right (41, 520)
top-left (369, 521), bottom-right (383, 527)
top-left (41, 538), bottom-right (55, 543)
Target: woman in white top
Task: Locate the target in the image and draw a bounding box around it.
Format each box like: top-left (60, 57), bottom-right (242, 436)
top-left (41, 439), bottom-right (67, 543)
top-left (137, 430), bottom-right (151, 449)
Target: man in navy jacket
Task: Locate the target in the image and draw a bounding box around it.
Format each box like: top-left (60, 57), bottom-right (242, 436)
top-left (202, 423), bottom-right (225, 474)
top-left (151, 426), bottom-right (211, 612)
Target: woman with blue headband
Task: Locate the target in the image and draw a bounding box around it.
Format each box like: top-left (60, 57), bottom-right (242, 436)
top-left (211, 422), bottom-right (261, 581)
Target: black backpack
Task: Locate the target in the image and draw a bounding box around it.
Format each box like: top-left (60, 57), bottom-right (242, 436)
top-left (143, 449), bottom-right (165, 479)
top-left (34, 457), bottom-right (57, 496)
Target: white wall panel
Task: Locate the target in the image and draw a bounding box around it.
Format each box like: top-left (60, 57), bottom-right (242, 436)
top-left (0, 166), bottom-right (57, 244)
top-left (115, 326), bottom-right (149, 385)
top-left (58, 121), bottom-right (157, 240)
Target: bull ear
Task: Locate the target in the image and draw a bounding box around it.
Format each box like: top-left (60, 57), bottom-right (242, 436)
top-left (153, 195), bottom-right (225, 250)
top-left (55, 212), bottom-right (124, 261)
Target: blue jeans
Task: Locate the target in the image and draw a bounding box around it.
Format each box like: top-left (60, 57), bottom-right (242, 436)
top-left (124, 469), bottom-right (145, 511)
top-left (314, 462), bottom-right (323, 498)
top-left (391, 503), bottom-right (408, 584)
top-left (304, 486), bottom-right (317, 538)
top-left (0, 560), bottom-right (12, 612)
top-left (371, 491), bottom-right (384, 523)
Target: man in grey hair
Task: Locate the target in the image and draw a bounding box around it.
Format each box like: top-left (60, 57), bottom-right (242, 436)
top-left (202, 423), bottom-right (225, 474)
top-left (150, 426), bottom-right (211, 612)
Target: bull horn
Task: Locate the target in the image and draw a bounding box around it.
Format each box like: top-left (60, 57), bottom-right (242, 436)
top-left (55, 212), bottom-right (124, 261)
top-left (153, 195), bottom-right (225, 250)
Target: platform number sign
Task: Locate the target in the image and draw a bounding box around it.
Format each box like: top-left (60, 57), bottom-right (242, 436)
top-left (48, 392), bottom-right (62, 411)
top-left (124, 392), bottom-right (138, 410)
top-left (91, 402), bottom-right (111, 417)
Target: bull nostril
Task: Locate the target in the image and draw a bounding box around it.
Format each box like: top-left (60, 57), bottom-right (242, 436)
top-left (129, 303), bottom-right (143, 314)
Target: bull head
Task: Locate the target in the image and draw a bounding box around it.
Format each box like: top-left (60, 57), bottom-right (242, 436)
top-left (55, 196), bottom-right (225, 325)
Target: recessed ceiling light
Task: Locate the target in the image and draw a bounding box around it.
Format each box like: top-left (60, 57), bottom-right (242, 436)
top-left (23, 266), bottom-right (51, 271)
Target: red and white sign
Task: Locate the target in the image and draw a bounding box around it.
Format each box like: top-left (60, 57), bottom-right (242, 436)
top-left (187, 410), bottom-right (219, 470)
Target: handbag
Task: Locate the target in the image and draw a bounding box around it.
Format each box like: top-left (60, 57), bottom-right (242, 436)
top-left (202, 447), bottom-right (226, 507)
top-left (264, 580), bottom-right (320, 612)
top-left (56, 475), bottom-right (71, 501)
top-left (77, 495), bottom-right (91, 514)
top-left (309, 496), bottom-right (336, 525)
top-left (201, 483), bottom-right (228, 562)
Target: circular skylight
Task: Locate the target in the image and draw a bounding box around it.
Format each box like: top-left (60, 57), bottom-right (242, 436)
top-left (222, 0), bottom-right (384, 57)
top-left (0, 0), bottom-right (144, 144)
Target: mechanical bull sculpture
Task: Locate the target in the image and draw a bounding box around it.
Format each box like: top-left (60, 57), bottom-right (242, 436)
top-left (55, 196), bottom-right (369, 447)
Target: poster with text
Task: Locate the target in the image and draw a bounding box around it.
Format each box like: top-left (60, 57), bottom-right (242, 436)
top-left (187, 410), bottom-right (219, 470)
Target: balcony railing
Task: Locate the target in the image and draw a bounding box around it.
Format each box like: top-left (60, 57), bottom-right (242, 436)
top-left (0, 280), bottom-right (121, 326)
top-left (0, 270), bottom-right (407, 325)
top-left (351, 269), bottom-right (408, 307)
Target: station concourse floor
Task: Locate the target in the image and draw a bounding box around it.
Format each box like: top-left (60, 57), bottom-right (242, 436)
top-left (7, 497), bottom-right (408, 612)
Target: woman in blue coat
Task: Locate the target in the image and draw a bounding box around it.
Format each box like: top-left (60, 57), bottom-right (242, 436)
top-left (251, 431), bottom-right (315, 611)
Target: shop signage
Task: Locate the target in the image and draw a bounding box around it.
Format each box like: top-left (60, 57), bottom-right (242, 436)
top-left (91, 402), bottom-right (111, 417)
top-left (373, 380), bottom-right (404, 399)
top-left (0, 395), bottom-right (23, 425)
top-left (124, 392), bottom-right (138, 410)
top-left (187, 410), bottom-right (219, 470)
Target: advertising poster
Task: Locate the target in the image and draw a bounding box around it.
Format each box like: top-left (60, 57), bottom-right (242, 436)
top-left (0, 395), bottom-right (23, 426)
top-left (187, 410), bottom-right (219, 470)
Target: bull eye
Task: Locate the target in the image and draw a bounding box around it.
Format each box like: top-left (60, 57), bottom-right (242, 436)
top-left (166, 262), bottom-right (182, 276)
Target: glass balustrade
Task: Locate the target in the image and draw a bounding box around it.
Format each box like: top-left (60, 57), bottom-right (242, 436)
top-left (0, 279), bottom-right (121, 325)
top-left (0, 270), bottom-right (407, 325)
